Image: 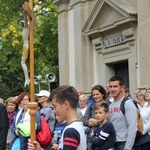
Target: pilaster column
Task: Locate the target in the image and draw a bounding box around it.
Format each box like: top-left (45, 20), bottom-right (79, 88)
top-left (53, 0), bottom-right (69, 85)
top-left (137, 0), bottom-right (150, 88)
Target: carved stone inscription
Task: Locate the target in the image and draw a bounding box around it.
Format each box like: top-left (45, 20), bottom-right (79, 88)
top-left (103, 35), bottom-right (126, 48)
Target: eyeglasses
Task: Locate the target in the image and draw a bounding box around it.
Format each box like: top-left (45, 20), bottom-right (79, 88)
top-left (21, 98), bottom-right (29, 101)
top-left (79, 100), bottom-right (86, 102)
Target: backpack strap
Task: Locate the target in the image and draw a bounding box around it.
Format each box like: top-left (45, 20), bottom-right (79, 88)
top-left (89, 103), bottom-right (95, 117)
top-left (133, 100), bottom-right (139, 109)
top-left (120, 97), bottom-right (129, 116)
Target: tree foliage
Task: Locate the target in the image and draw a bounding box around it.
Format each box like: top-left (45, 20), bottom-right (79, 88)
top-left (0, 0), bottom-right (58, 99)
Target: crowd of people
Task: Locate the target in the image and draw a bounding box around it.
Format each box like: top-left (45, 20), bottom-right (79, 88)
top-left (1, 75), bottom-right (150, 150)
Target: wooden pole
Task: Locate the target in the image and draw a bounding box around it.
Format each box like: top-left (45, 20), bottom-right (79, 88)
top-left (25, 0), bottom-right (38, 149)
top-left (29, 0), bottom-right (34, 98)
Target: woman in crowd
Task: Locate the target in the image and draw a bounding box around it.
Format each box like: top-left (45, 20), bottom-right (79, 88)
top-left (82, 85), bottom-right (107, 149)
top-left (79, 94), bottom-right (88, 116)
top-left (9, 92), bottom-right (41, 150)
top-left (6, 97), bottom-right (18, 149)
top-left (136, 91), bottom-right (147, 110)
top-left (83, 85), bottom-right (107, 128)
top-left (135, 87), bottom-right (150, 149)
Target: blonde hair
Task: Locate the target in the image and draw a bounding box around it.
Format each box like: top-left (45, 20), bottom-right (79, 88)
top-left (136, 91), bottom-right (145, 98)
top-left (79, 94), bottom-right (87, 101)
top-left (6, 97), bottom-right (18, 110)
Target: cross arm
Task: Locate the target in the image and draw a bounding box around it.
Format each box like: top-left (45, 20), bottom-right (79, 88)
top-left (23, 2), bottom-right (37, 26)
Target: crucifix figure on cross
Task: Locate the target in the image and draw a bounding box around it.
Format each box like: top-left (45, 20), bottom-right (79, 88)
top-left (17, 2), bottom-right (37, 87)
top-left (18, 11), bottom-right (30, 87)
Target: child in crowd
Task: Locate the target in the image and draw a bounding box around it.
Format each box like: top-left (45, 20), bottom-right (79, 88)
top-left (50, 116), bottom-right (67, 150)
top-left (90, 102), bottom-right (116, 150)
top-left (28, 85), bottom-right (87, 150)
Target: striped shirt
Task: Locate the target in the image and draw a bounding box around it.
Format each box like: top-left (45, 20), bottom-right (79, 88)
top-left (91, 121), bottom-right (116, 150)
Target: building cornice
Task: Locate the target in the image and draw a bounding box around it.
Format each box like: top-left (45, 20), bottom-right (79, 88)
top-left (53, 0), bottom-right (69, 5)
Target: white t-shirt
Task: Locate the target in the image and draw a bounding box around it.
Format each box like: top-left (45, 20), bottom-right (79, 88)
top-left (80, 107), bottom-right (87, 116)
top-left (140, 104), bottom-right (150, 135)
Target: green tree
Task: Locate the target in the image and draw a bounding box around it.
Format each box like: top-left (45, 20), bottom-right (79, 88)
top-left (0, 0), bottom-right (58, 99)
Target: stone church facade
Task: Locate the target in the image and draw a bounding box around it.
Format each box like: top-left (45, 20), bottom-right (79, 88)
top-left (53, 0), bottom-right (150, 95)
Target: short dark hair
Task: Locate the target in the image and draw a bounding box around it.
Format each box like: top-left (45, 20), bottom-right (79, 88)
top-left (109, 75), bottom-right (125, 86)
top-left (94, 102), bottom-right (109, 113)
top-left (124, 87), bottom-right (130, 93)
top-left (50, 85), bottom-right (79, 109)
top-left (146, 86), bottom-right (150, 92)
top-left (92, 85), bottom-right (107, 100)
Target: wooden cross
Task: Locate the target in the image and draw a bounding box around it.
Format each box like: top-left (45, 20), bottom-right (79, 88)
top-left (24, 2), bottom-right (37, 26)
top-left (23, 1), bottom-right (38, 148)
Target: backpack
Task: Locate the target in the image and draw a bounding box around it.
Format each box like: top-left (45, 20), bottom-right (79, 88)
top-left (37, 116), bottom-right (52, 148)
top-left (120, 97), bottom-right (143, 143)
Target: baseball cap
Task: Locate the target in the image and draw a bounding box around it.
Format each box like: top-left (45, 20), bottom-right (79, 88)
top-left (35, 90), bottom-right (50, 97)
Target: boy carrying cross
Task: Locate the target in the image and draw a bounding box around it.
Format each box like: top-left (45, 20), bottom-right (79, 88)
top-left (28, 85), bottom-right (87, 150)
